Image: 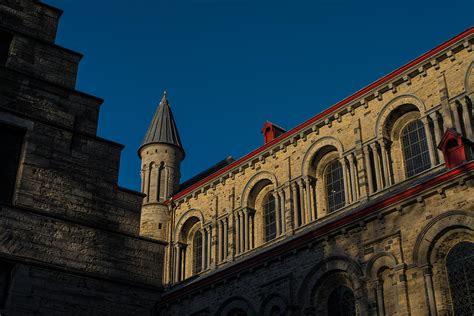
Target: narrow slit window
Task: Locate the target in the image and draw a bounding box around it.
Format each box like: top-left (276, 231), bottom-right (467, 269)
top-left (0, 123), bottom-right (25, 204)
top-left (0, 30), bottom-right (13, 65)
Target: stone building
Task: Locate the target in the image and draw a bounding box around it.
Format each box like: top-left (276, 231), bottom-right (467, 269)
top-left (0, 1), bottom-right (473, 315)
top-left (149, 28), bottom-right (474, 315)
top-left (0, 0), bottom-right (164, 314)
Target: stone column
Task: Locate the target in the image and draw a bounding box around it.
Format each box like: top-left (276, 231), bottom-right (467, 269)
top-left (460, 98), bottom-right (473, 139)
top-left (310, 178), bottom-right (318, 220)
top-left (303, 178), bottom-right (312, 222)
top-left (298, 180), bottom-right (307, 225)
top-left (239, 211), bottom-right (244, 254)
top-left (244, 209), bottom-right (249, 251)
top-left (380, 139), bottom-right (393, 186)
top-left (348, 154), bottom-right (358, 202)
top-left (230, 212), bottom-right (235, 259)
top-left (223, 218), bottom-right (228, 260)
top-left (237, 213), bottom-right (241, 254)
top-left (291, 182), bottom-right (299, 228)
top-left (423, 266), bottom-right (438, 316)
top-left (217, 220), bottom-right (223, 263)
top-left (278, 190), bottom-right (286, 233)
top-left (370, 143), bottom-right (383, 191)
top-left (250, 212), bottom-right (254, 249)
top-left (421, 116), bottom-right (436, 167)
top-left (363, 145), bottom-right (374, 194)
top-left (174, 243), bottom-right (182, 282)
top-left (207, 226), bottom-right (212, 268)
top-left (274, 192), bottom-right (281, 236)
top-left (375, 281), bottom-right (385, 316)
top-left (200, 229), bottom-right (206, 269)
top-left (451, 102), bottom-right (463, 134)
top-left (339, 157), bottom-right (350, 204)
top-left (430, 111), bottom-right (443, 164)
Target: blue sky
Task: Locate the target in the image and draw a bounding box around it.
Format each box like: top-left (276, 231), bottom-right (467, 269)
top-left (45, 0), bottom-right (472, 191)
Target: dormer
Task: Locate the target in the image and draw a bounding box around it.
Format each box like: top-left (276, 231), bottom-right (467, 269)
top-left (261, 121), bottom-right (286, 144)
top-left (438, 129), bottom-right (473, 169)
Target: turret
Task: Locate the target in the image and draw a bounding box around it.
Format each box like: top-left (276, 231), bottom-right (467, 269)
top-left (139, 92), bottom-right (184, 241)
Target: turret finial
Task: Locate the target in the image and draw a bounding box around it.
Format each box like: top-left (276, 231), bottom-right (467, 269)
top-left (161, 90), bottom-right (168, 105)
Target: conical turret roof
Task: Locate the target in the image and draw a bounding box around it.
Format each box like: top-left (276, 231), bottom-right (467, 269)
top-left (140, 92), bottom-right (184, 156)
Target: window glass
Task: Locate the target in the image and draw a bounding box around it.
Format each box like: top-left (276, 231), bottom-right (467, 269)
top-left (446, 242), bottom-right (474, 315)
top-left (401, 120), bottom-right (431, 177)
top-left (326, 160), bottom-right (345, 212)
top-left (263, 193), bottom-right (276, 241)
top-left (193, 231), bottom-right (203, 274)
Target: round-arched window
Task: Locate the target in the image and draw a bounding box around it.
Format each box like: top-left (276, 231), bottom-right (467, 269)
top-left (400, 119), bottom-right (431, 177)
top-left (446, 242), bottom-right (474, 315)
top-left (193, 231), bottom-right (203, 274)
top-left (325, 160), bottom-right (345, 212)
top-left (327, 285), bottom-right (356, 316)
top-left (263, 193), bottom-right (276, 242)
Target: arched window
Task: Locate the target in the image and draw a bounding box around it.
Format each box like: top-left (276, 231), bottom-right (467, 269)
top-left (263, 193), bottom-right (276, 242)
top-left (401, 119), bottom-right (431, 177)
top-left (327, 285), bottom-right (356, 316)
top-left (325, 160), bottom-right (345, 212)
top-left (193, 231), bottom-right (203, 274)
top-left (446, 242), bottom-right (474, 315)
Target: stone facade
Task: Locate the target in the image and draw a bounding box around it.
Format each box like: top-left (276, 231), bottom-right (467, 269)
top-left (0, 1), bottom-right (164, 314)
top-left (152, 28), bottom-right (474, 315)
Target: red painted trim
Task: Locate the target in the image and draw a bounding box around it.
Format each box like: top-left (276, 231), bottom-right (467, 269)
top-left (169, 27), bottom-right (473, 203)
top-left (160, 161), bottom-right (474, 304)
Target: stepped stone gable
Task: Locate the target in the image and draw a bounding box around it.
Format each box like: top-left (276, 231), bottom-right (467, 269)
top-left (1, 1), bottom-right (474, 315)
top-left (0, 1), bottom-right (164, 314)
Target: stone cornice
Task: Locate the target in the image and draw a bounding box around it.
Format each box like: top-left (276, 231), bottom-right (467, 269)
top-left (168, 27), bottom-right (474, 206)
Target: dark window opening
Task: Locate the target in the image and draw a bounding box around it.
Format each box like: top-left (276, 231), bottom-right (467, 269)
top-left (0, 123), bottom-right (25, 204)
top-left (327, 285), bottom-right (356, 316)
top-left (446, 242), bottom-right (474, 315)
top-left (0, 30), bottom-right (12, 65)
top-left (0, 261), bottom-right (14, 308)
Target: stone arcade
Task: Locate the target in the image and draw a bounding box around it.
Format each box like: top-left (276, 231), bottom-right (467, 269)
top-left (0, 1), bottom-right (473, 315)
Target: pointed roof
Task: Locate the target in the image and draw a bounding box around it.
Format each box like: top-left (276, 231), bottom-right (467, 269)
top-left (140, 92), bottom-right (184, 157)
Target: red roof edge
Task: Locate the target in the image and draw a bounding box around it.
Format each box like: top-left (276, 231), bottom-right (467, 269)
top-left (168, 27), bottom-right (474, 203)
